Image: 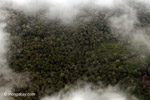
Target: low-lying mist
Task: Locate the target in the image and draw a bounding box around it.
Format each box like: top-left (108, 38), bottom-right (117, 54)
top-left (41, 83), bottom-right (138, 100)
top-left (2, 0), bottom-right (150, 53)
top-left (0, 0), bottom-right (150, 100)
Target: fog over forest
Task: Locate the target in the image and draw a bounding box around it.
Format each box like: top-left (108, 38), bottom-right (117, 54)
top-left (0, 0), bottom-right (150, 100)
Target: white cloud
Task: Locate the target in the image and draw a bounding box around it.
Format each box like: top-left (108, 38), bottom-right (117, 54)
top-left (1, 0), bottom-right (150, 100)
top-left (41, 85), bottom-right (137, 100)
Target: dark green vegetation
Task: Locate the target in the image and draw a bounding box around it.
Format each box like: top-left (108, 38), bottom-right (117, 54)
top-left (6, 10), bottom-right (150, 100)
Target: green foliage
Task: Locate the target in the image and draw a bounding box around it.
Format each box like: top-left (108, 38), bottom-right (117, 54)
top-left (6, 11), bottom-right (150, 100)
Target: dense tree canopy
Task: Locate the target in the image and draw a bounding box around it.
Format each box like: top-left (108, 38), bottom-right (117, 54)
top-left (5, 10), bottom-right (150, 100)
